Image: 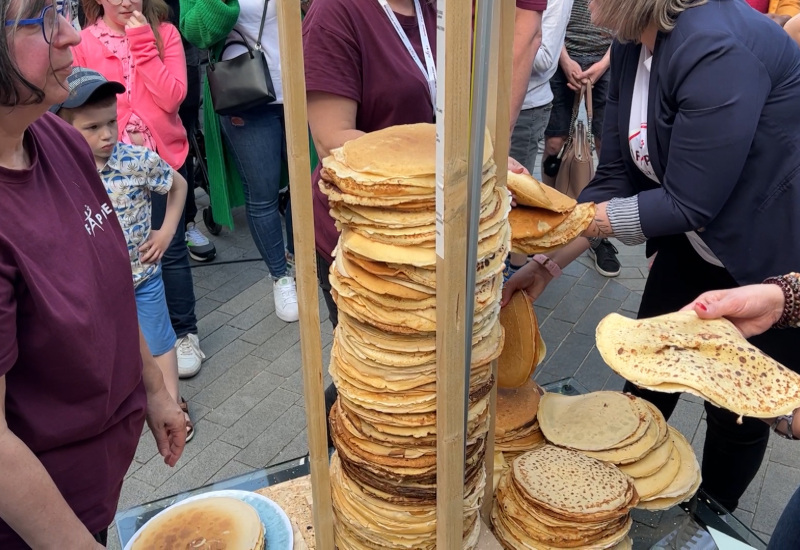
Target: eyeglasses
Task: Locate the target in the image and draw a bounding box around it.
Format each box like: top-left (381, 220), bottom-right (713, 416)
top-left (4, 1), bottom-right (72, 45)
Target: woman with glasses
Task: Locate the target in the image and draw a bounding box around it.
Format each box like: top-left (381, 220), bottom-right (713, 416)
top-left (0, 1), bottom-right (185, 547)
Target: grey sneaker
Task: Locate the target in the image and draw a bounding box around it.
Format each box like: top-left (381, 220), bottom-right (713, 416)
top-left (176, 333), bottom-right (205, 378)
top-left (186, 222), bottom-right (216, 262)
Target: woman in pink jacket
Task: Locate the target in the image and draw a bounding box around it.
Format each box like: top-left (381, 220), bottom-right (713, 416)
top-left (73, 0), bottom-right (187, 169)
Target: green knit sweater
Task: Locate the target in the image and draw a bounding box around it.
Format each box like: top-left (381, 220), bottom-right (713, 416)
top-left (178, 0), bottom-right (319, 230)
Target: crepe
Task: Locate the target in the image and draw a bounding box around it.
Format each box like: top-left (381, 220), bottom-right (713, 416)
top-left (337, 123), bottom-right (493, 178)
top-left (130, 497), bottom-right (264, 550)
top-left (537, 392), bottom-right (644, 452)
top-left (596, 311), bottom-right (800, 417)
top-left (511, 202), bottom-right (596, 255)
top-left (512, 446), bottom-right (638, 517)
top-left (506, 171), bottom-right (554, 209)
top-left (509, 206), bottom-right (571, 240)
top-left (497, 290), bottom-right (539, 388)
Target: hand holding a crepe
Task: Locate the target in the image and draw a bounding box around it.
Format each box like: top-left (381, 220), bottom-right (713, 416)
top-left (682, 281), bottom-right (800, 439)
top-left (682, 283), bottom-right (785, 338)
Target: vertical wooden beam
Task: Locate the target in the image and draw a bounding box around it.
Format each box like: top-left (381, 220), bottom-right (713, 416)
top-left (482, 0), bottom-right (516, 525)
top-left (275, 3), bottom-right (335, 549)
top-left (435, 0), bottom-right (474, 548)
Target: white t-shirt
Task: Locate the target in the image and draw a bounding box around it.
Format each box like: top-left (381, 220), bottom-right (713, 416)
top-left (221, 0), bottom-right (284, 103)
top-left (628, 47), bottom-right (723, 267)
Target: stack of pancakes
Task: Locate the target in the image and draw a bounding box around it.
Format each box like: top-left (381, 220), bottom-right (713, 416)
top-left (130, 497), bottom-right (265, 550)
top-left (538, 392), bottom-right (702, 510)
top-left (492, 446), bottom-right (637, 549)
top-left (320, 123), bottom-right (508, 549)
top-left (506, 171), bottom-right (596, 255)
top-left (493, 379), bottom-right (545, 489)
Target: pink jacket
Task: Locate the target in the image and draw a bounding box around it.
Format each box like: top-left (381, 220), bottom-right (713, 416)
top-left (73, 22), bottom-right (188, 169)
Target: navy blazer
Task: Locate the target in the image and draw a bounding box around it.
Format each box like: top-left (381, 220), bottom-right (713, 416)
top-left (579, 0), bottom-right (800, 285)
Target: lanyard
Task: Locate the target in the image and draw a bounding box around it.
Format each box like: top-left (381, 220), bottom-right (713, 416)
top-left (377, 0), bottom-right (436, 109)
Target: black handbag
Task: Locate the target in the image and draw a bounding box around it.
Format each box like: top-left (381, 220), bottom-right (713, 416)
top-left (205, 0), bottom-right (276, 116)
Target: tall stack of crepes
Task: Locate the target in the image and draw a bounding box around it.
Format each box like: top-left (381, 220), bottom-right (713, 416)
top-left (319, 123), bottom-right (509, 549)
top-left (492, 446), bottom-right (638, 549)
top-left (538, 392), bottom-right (702, 510)
top-left (506, 171), bottom-right (596, 254)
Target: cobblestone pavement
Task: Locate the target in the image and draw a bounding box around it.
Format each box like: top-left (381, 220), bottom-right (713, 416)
top-left (109, 194), bottom-right (795, 548)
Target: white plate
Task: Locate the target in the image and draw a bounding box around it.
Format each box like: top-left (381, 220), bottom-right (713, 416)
top-left (124, 489), bottom-right (293, 550)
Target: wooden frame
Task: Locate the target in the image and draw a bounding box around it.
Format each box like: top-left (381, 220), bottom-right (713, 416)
top-left (277, 0), bottom-right (517, 548)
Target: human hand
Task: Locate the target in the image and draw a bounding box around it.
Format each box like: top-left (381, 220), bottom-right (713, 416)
top-left (508, 156), bottom-right (529, 175)
top-left (560, 56), bottom-right (583, 91)
top-left (766, 13), bottom-right (791, 26)
top-left (501, 260), bottom-right (554, 305)
top-left (125, 10), bottom-right (148, 29)
top-left (579, 59), bottom-right (609, 88)
top-left (139, 229), bottom-right (172, 264)
top-left (680, 284), bottom-right (785, 338)
top-left (145, 386), bottom-right (186, 467)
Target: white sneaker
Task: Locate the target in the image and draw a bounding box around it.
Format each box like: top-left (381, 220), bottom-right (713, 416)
top-left (274, 276), bottom-right (299, 322)
top-left (176, 333), bottom-right (206, 378)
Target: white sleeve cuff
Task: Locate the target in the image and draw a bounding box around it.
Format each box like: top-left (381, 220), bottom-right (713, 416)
top-left (607, 196), bottom-right (646, 246)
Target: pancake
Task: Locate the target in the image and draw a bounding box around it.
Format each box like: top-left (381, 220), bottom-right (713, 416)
top-left (130, 496), bottom-right (264, 550)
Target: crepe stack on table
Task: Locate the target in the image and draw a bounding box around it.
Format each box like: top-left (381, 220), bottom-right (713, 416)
top-left (492, 445), bottom-right (637, 549)
top-left (597, 311), bottom-right (800, 418)
top-left (537, 392), bottom-right (702, 511)
top-left (493, 379), bottom-right (545, 489)
top-left (505, 171), bottom-right (596, 255)
top-left (319, 123), bottom-right (508, 549)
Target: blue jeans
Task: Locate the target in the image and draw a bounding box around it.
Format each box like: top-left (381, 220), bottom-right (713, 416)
top-left (220, 103), bottom-right (294, 279)
top-left (510, 103), bottom-right (552, 175)
top-left (151, 190), bottom-right (198, 338)
top-left (769, 485), bottom-right (800, 550)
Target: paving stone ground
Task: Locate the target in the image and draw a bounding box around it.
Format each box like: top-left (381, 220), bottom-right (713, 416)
top-left (108, 192), bottom-right (796, 549)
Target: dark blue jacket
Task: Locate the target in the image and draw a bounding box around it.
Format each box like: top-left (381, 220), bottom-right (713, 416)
top-left (579, 0), bottom-right (800, 285)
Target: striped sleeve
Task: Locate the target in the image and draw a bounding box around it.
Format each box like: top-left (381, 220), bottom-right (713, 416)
top-left (607, 196), bottom-right (646, 245)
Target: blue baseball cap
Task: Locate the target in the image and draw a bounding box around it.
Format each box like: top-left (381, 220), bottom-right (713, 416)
top-left (50, 67), bottom-right (125, 114)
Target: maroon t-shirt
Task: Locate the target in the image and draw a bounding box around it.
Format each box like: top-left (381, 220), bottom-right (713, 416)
top-left (0, 113), bottom-right (146, 547)
top-left (304, 0), bottom-right (545, 263)
top-left (517, 0), bottom-right (547, 10)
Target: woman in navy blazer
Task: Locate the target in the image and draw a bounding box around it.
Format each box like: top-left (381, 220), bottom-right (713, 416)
top-left (505, 0), bottom-right (800, 512)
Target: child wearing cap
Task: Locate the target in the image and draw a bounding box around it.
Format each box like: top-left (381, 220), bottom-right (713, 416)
top-left (53, 67), bottom-right (194, 441)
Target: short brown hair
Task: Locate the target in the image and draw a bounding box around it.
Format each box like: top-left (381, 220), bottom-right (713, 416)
top-left (1, 0), bottom-right (50, 106)
top-left (592, 0), bottom-right (706, 42)
top-left (56, 90), bottom-right (117, 124)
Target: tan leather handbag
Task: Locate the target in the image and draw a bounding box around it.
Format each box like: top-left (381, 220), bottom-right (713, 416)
top-left (544, 82), bottom-right (595, 199)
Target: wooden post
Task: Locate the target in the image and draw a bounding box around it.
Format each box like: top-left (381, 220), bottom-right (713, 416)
top-left (435, 0), bottom-right (475, 547)
top-left (482, 0), bottom-right (516, 525)
top-left (275, 3), bottom-right (335, 549)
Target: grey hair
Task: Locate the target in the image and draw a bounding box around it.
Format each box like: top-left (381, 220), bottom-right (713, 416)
top-left (1, 0), bottom-right (49, 106)
top-left (593, 0), bottom-right (706, 42)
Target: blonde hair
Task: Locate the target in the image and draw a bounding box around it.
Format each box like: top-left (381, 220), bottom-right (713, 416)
top-left (81, 0), bottom-right (170, 56)
top-left (592, 0), bottom-right (706, 42)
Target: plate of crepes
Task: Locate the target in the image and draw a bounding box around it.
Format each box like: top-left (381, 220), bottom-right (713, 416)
top-left (123, 490), bottom-right (293, 550)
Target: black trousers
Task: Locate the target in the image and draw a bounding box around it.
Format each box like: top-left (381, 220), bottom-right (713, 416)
top-left (93, 528), bottom-right (108, 546)
top-left (624, 234), bottom-right (798, 512)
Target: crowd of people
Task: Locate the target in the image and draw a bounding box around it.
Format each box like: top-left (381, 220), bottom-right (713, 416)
top-left (2, 0), bottom-right (800, 547)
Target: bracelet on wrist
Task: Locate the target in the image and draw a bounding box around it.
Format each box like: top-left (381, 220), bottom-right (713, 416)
top-left (532, 254), bottom-right (562, 279)
top-left (763, 272), bottom-right (800, 329)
